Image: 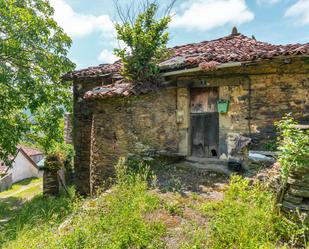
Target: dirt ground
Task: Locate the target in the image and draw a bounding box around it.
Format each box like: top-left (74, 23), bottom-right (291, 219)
top-left (152, 162), bottom-right (230, 198)
top-left (144, 163), bottom-right (231, 248)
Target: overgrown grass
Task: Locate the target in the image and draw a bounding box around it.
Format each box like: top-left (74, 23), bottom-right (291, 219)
top-left (0, 186), bottom-right (75, 248)
top-left (0, 177), bottom-right (43, 222)
top-left (1, 158), bottom-right (165, 249)
top-left (0, 177), bottom-right (42, 198)
top-left (198, 175), bottom-right (306, 249)
top-left (1, 160), bottom-right (307, 248)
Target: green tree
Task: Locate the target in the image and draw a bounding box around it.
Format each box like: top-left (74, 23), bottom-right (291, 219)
top-left (0, 0), bottom-right (75, 163)
top-left (114, 1), bottom-right (172, 85)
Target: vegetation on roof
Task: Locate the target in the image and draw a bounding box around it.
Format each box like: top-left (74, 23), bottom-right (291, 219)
top-left (114, 1), bottom-right (172, 86)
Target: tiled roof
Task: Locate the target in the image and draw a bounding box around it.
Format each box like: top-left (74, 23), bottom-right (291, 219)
top-left (63, 33), bottom-right (309, 81)
top-left (159, 34), bottom-right (309, 70)
top-left (64, 32), bottom-right (309, 100)
top-left (0, 156), bottom-right (14, 174)
top-left (84, 82), bottom-right (133, 100)
top-left (18, 146), bottom-right (43, 157)
top-left (0, 146), bottom-right (41, 174)
top-left (62, 60), bottom-right (123, 81)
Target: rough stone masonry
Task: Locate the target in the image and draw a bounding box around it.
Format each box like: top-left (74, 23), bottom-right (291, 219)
top-left (63, 32), bottom-right (309, 195)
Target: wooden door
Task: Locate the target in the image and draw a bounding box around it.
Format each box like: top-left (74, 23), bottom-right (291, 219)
top-left (190, 87), bottom-right (219, 158)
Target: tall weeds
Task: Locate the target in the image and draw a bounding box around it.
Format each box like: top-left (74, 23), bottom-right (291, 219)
top-left (2, 157), bottom-right (165, 249)
top-left (199, 175), bottom-right (306, 249)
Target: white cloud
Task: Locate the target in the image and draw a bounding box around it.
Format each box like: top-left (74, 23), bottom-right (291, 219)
top-left (171, 0), bottom-right (254, 31)
top-left (285, 0), bottom-right (309, 25)
top-left (256, 0), bottom-right (280, 5)
top-left (49, 0), bottom-right (115, 38)
top-left (98, 49), bottom-right (119, 64)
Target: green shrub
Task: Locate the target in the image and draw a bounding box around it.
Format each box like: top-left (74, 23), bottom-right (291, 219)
top-left (199, 175), bottom-right (304, 249)
top-left (276, 115), bottom-right (309, 179)
top-left (44, 152), bottom-right (63, 171)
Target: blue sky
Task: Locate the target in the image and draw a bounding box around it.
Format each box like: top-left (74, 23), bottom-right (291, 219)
top-left (49, 0), bottom-right (309, 69)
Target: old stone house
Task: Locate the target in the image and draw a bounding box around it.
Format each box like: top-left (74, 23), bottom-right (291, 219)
top-left (63, 31), bottom-right (309, 195)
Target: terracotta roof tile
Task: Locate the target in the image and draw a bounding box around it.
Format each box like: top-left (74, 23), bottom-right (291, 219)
top-left (18, 146), bottom-right (42, 157)
top-left (84, 82), bottom-right (133, 100)
top-left (160, 34), bottom-right (309, 70)
top-left (62, 60), bottom-right (122, 81)
top-left (63, 34), bottom-right (309, 82)
top-left (63, 33), bottom-right (309, 99)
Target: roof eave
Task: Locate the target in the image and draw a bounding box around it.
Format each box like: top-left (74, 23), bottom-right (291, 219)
top-left (161, 61), bottom-right (243, 77)
top-left (161, 54), bottom-right (309, 77)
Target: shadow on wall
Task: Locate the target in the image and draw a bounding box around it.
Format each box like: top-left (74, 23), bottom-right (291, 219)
top-left (0, 174), bottom-right (12, 192)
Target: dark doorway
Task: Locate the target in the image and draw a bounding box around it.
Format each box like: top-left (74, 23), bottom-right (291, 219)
top-left (190, 87), bottom-right (219, 158)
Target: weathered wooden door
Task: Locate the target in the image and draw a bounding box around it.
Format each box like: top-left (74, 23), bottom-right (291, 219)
top-left (190, 87), bottom-right (219, 158)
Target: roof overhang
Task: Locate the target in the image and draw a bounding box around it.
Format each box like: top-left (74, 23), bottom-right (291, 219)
top-left (161, 62), bottom-right (243, 77)
top-left (161, 55), bottom-right (309, 77)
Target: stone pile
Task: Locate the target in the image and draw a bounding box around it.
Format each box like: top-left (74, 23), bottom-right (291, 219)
top-left (282, 165), bottom-right (309, 213)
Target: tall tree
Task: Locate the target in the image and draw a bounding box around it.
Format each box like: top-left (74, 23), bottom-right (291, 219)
top-left (0, 0), bottom-right (75, 163)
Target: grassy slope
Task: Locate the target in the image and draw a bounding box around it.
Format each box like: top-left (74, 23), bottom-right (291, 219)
top-left (0, 172), bottom-right (307, 248)
top-left (0, 178), bottom-right (42, 198)
top-left (0, 178), bottom-right (42, 220)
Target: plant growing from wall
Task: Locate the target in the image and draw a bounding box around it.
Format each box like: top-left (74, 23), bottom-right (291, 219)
top-left (44, 152), bottom-right (64, 172)
top-left (43, 143), bottom-right (73, 196)
top-left (44, 143), bottom-right (74, 172)
top-left (276, 115), bottom-right (309, 179)
top-left (275, 114), bottom-right (309, 204)
top-left (114, 1), bottom-right (173, 86)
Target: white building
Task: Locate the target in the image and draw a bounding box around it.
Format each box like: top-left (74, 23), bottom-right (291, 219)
top-left (0, 146), bottom-right (44, 185)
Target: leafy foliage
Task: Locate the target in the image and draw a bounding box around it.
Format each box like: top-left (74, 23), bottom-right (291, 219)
top-left (114, 2), bottom-right (171, 85)
top-left (275, 115), bottom-right (309, 179)
top-left (44, 152), bottom-right (63, 171)
top-left (44, 143), bottom-right (74, 171)
top-left (0, 0), bottom-right (75, 162)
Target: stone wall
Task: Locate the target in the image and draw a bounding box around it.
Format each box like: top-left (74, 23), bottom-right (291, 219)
top-left (64, 113), bottom-right (73, 144)
top-left (73, 77), bottom-right (112, 195)
top-left (73, 57), bottom-right (309, 194)
top-left (282, 164), bottom-right (309, 213)
top-left (89, 88), bottom-right (179, 192)
top-left (171, 57), bottom-right (309, 154)
top-left (250, 74), bottom-right (309, 149)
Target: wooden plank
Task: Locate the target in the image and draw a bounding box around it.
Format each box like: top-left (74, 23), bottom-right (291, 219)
top-left (191, 113), bottom-right (219, 157)
top-left (190, 87), bottom-right (218, 113)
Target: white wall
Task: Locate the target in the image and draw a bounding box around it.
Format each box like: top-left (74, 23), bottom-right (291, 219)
top-left (8, 151), bottom-right (41, 183)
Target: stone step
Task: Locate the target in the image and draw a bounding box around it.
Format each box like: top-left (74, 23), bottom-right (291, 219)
top-left (184, 157), bottom-right (232, 175)
top-left (186, 157), bottom-right (228, 166)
